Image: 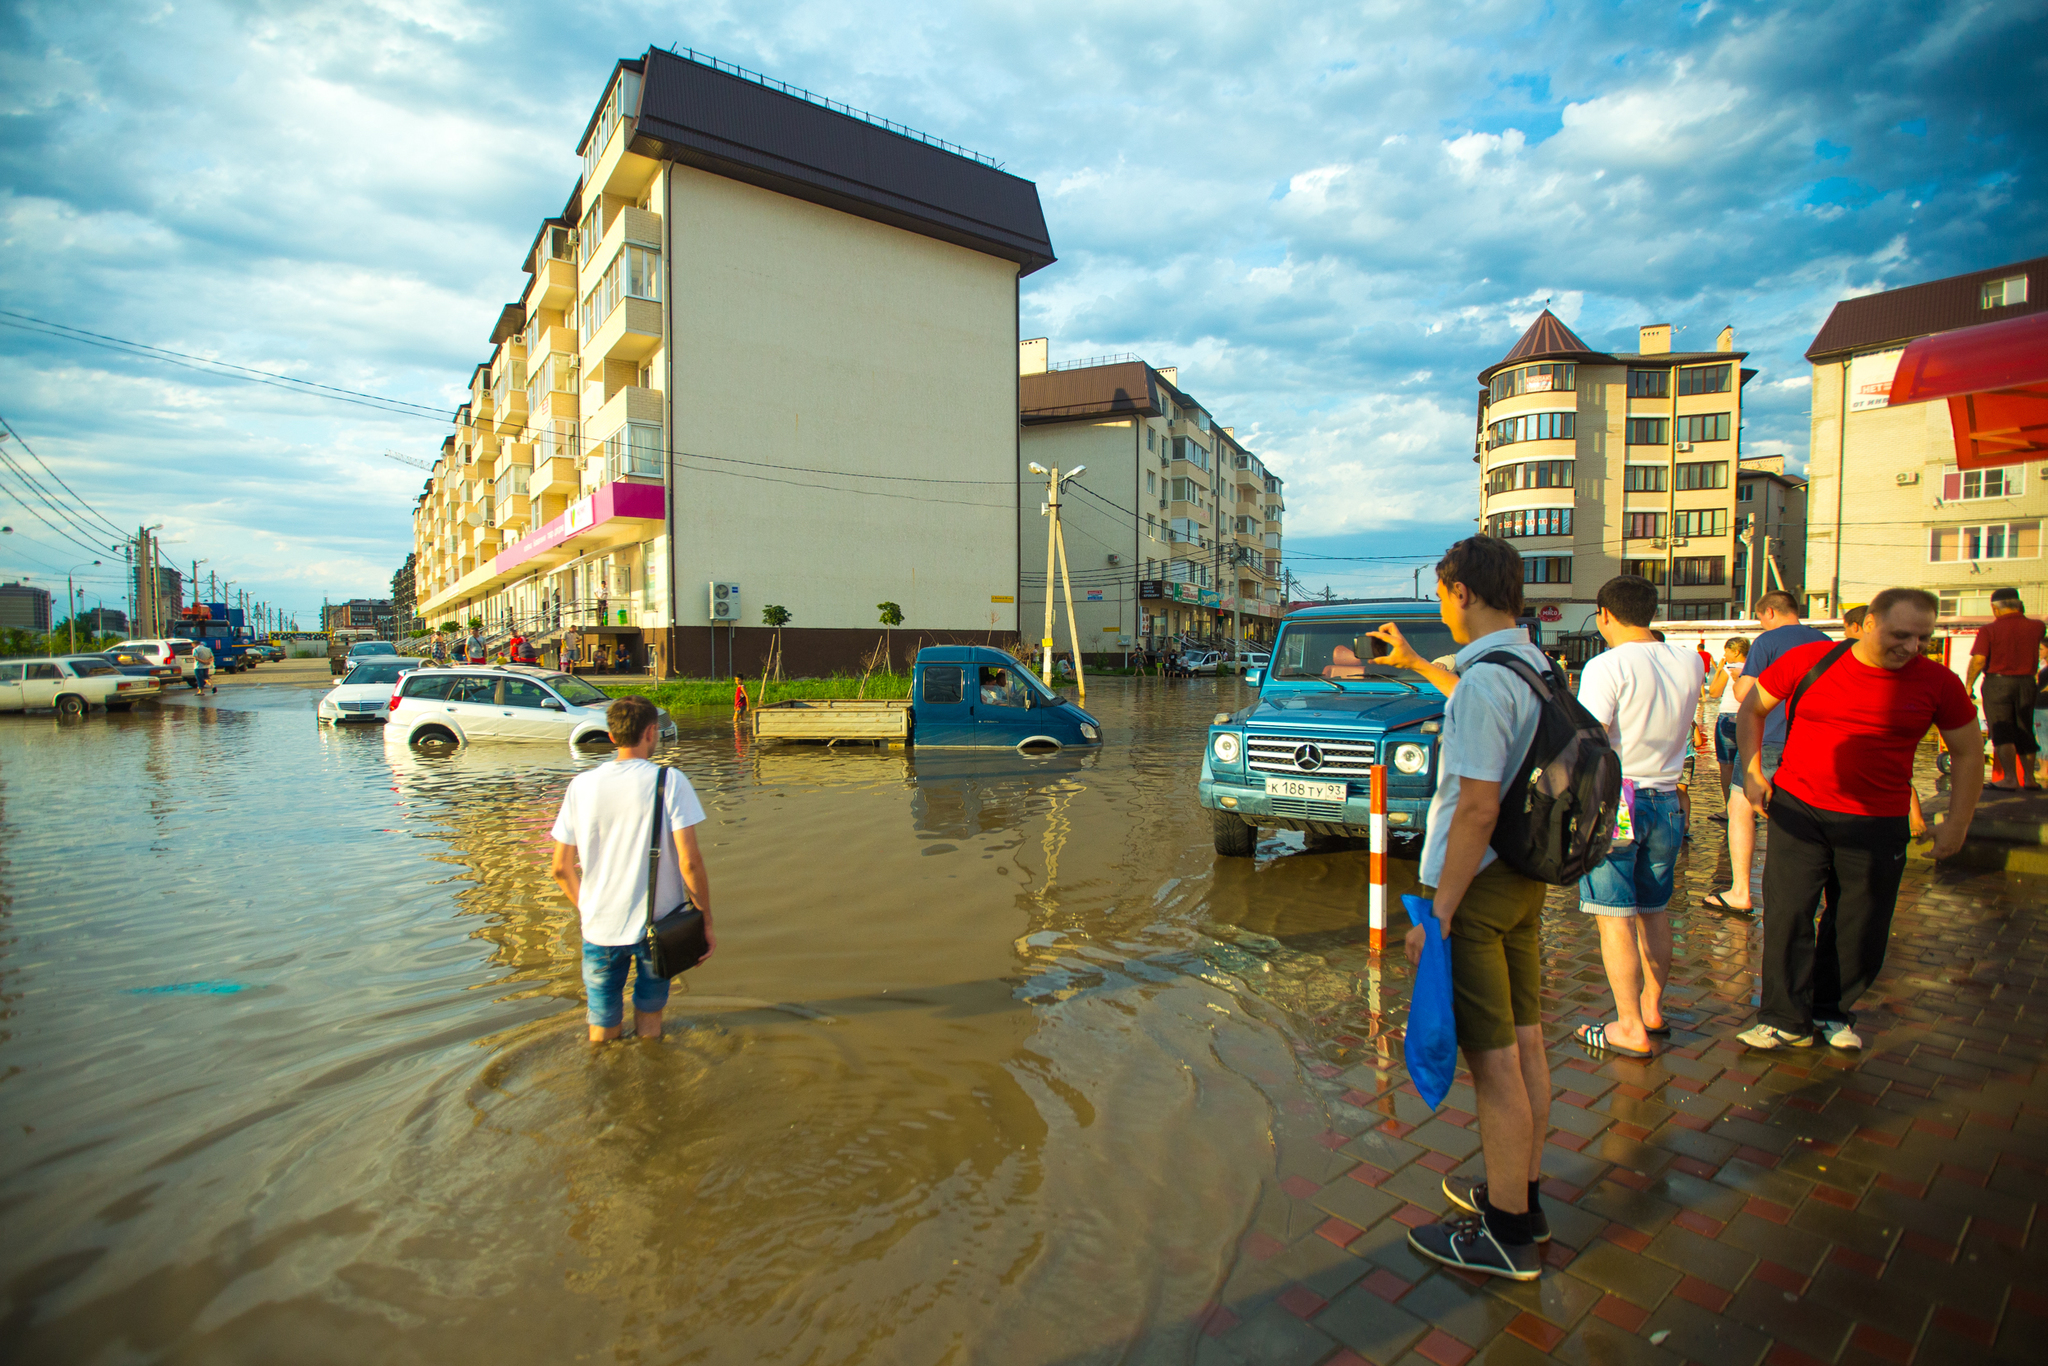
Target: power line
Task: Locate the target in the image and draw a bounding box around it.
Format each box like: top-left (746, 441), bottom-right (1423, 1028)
top-left (0, 466), bottom-right (116, 558)
top-left (0, 413), bottom-right (129, 540)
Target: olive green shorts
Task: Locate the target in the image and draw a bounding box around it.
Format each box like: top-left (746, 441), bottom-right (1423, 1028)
top-left (1421, 860), bottom-right (1547, 1054)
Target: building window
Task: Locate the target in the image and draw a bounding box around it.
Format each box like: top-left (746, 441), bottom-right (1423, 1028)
top-left (1678, 364), bottom-right (1733, 396)
top-left (1929, 522), bottom-right (2041, 562)
top-left (1628, 369), bottom-right (1670, 398)
top-left (1676, 461), bottom-right (1729, 490)
top-left (1938, 590), bottom-right (1961, 616)
top-left (1676, 413), bottom-right (1731, 443)
top-left (602, 421), bottom-right (663, 481)
top-left (1626, 418), bottom-right (1669, 446)
top-left (1485, 459), bottom-right (1575, 495)
top-left (1621, 559), bottom-right (1666, 585)
top-left (1625, 512), bottom-right (1665, 540)
top-left (1524, 556), bottom-right (1572, 584)
top-left (1982, 275), bottom-right (2030, 309)
top-left (1737, 482), bottom-right (1755, 502)
top-left (580, 244), bottom-right (662, 341)
top-left (1486, 507), bottom-right (1573, 538)
top-left (1172, 436), bottom-right (1211, 471)
top-left (1942, 466), bottom-right (2024, 500)
top-left (1487, 362), bottom-right (1576, 403)
top-left (1146, 471), bottom-right (1156, 492)
top-left (1488, 411), bottom-right (1576, 447)
top-left (1668, 601), bottom-right (1728, 620)
top-left (1672, 557), bottom-right (1727, 586)
top-left (1624, 465), bottom-right (1667, 492)
top-left (1146, 427), bottom-right (1156, 451)
top-left (1672, 508), bottom-right (1728, 537)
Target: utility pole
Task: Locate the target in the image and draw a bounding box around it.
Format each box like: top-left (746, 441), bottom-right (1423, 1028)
top-left (1027, 462), bottom-right (1088, 705)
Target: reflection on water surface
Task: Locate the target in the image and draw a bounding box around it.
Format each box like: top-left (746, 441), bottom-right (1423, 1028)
top-left (1, 677), bottom-right (1421, 1363)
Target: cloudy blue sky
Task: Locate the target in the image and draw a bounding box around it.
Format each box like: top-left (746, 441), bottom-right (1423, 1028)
top-left (2, 0), bottom-right (2042, 618)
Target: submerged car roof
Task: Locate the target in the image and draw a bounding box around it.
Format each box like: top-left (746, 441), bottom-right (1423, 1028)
top-left (1283, 601), bottom-right (1443, 621)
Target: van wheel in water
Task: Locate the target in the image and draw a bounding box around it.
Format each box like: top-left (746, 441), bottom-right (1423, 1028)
top-left (1213, 809), bottom-right (1256, 858)
top-left (55, 694), bottom-right (87, 721)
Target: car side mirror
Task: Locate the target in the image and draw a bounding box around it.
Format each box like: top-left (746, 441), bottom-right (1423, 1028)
top-left (542, 699), bottom-right (564, 711)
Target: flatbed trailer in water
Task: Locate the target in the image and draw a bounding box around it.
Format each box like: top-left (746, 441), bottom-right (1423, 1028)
top-left (748, 645), bottom-right (1102, 750)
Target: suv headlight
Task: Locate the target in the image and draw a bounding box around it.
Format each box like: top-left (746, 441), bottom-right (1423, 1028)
top-left (1212, 732), bottom-right (1241, 764)
top-left (1393, 742), bottom-right (1428, 774)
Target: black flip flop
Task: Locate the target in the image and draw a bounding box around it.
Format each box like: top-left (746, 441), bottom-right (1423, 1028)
top-left (1700, 892), bottom-right (1752, 915)
top-left (1574, 1022), bottom-right (1654, 1059)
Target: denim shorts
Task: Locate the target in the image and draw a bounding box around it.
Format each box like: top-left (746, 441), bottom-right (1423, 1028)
top-left (581, 938), bottom-right (670, 1027)
top-left (1713, 714), bottom-right (1739, 763)
top-left (1580, 786), bottom-right (1685, 916)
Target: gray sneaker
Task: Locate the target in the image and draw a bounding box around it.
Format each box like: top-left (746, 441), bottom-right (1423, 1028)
top-left (1442, 1176), bottom-right (1550, 1242)
top-left (1408, 1213), bottom-right (1541, 1281)
top-left (1814, 1018), bottom-right (1863, 1049)
top-left (1737, 1022), bottom-right (1814, 1050)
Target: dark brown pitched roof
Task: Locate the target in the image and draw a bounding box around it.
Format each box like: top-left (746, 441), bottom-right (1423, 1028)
top-left (628, 47), bottom-right (1054, 276)
top-left (1806, 255), bottom-right (2047, 360)
top-left (1477, 309), bottom-right (1602, 382)
top-left (1020, 362), bottom-right (1161, 423)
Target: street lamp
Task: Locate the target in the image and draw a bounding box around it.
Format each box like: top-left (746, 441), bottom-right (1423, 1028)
top-left (68, 561), bottom-right (102, 651)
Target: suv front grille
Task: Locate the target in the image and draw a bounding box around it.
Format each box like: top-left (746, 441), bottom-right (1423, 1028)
top-left (1246, 733), bottom-right (1377, 778)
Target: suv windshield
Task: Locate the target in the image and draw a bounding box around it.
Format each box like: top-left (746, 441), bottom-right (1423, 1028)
top-left (350, 642), bottom-right (396, 656)
top-left (343, 662), bottom-right (414, 686)
top-left (1272, 619), bottom-right (1460, 685)
top-left (547, 675), bottom-right (610, 707)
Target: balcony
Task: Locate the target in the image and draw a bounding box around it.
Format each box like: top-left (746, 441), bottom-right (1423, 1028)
top-left (533, 256), bottom-right (576, 313)
top-left (586, 295), bottom-right (662, 364)
top-left (494, 389), bottom-right (527, 437)
top-left (533, 455), bottom-right (579, 497)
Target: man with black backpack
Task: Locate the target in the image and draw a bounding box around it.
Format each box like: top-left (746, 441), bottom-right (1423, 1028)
top-left (1372, 535), bottom-right (1621, 1281)
top-left (1735, 588), bottom-right (1982, 1051)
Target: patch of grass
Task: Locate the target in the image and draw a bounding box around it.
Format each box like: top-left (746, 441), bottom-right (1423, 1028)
top-left (602, 673), bottom-right (914, 711)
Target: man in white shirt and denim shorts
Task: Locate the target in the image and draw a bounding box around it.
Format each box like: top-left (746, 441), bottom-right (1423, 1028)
top-left (1372, 535), bottom-right (1553, 1282)
top-left (549, 696), bottom-right (713, 1042)
top-left (1572, 575), bottom-right (1704, 1059)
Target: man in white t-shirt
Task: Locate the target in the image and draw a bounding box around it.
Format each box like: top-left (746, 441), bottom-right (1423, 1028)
top-left (548, 695), bottom-right (711, 1042)
top-left (191, 642), bottom-right (215, 693)
top-left (1572, 576), bottom-right (1704, 1059)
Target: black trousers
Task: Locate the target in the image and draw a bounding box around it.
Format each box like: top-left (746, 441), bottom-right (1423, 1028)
top-left (1982, 674), bottom-right (2039, 755)
top-left (1759, 788), bottom-right (1911, 1031)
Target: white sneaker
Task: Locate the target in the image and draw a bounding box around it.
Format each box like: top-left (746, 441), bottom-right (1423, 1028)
top-left (1815, 1018), bottom-right (1863, 1049)
top-left (1737, 1022), bottom-right (1813, 1050)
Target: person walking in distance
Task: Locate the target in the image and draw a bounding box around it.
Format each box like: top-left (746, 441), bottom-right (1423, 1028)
top-left (1375, 537), bottom-right (1553, 1281)
top-left (192, 640), bottom-right (215, 694)
top-left (1706, 636), bottom-right (1749, 814)
top-left (1964, 588), bottom-right (2045, 790)
top-left (1702, 592), bottom-right (1828, 914)
top-left (1736, 589), bottom-right (1983, 1051)
top-left (1570, 577), bottom-right (1704, 1058)
top-left (549, 696), bottom-right (713, 1043)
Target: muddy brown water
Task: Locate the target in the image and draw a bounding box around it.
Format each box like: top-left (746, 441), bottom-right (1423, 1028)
top-left (1, 674), bottom-right (1455, 1364)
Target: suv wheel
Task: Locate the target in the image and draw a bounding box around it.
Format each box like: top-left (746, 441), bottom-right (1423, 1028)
top-left (1213, 809), bottom-right (1256, 858)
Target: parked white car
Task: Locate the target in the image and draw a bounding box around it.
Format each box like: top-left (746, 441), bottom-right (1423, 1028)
top-left (318, 657), bottom-right (425, 724)
top-left (113, 638), bottom-right (199, 687)
top-left (1183, 650), bottom-right (1222, 675)
top-left (385, 665), bottom-right (674, 747)
top-left (0, 656), bottom-right (160, 718)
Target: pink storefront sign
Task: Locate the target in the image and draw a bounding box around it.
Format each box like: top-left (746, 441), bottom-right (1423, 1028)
top-left (493, 481), bottom-right (665, 576)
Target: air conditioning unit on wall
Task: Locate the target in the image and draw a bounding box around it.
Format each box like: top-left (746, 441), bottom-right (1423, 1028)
top-left (1896, 471), bottom-right (1920, 486)
top-left (709, 581), bottom-right (741, 621)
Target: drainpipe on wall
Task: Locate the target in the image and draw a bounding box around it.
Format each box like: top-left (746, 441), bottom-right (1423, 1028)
top-left (663, 164), bottom-right (679, 680)
top-left (1831, 358), bottom-right (1849, 613)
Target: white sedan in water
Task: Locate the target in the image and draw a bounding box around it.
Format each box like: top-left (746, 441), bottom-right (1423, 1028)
top-left (318, 657), bottom-right (423, 723)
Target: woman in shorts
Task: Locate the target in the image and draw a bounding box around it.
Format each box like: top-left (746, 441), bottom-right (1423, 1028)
top-left (1706, 635), bottom-right (1748, 818)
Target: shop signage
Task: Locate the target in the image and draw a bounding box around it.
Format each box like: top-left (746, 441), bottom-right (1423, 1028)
top-left (1538, 605), bottom-right (1562, 623)
top-left (991, 595), bottom-right (1015, 603)
top-left (1849, 348), bottom-right (1906, 413)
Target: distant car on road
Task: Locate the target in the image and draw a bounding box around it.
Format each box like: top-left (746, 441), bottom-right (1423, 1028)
top-left (386, 665), bottom-right (671, 748)
top-left (97, 649), bottom-right (180, 690)
top-left (334, 639), bottom-right (399, 676)
top-left (113, 638), bottom-right (199, 687)
top-left (319, 657), bottom-right (426, 724)
top-left (0, 655), bottom-right (159, 718)
top-left (1182, 650), bottom-right (1222, 676)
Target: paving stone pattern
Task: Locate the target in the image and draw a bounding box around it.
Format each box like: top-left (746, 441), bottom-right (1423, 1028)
top-left (1204, 782), bottom-right (2048, 1366)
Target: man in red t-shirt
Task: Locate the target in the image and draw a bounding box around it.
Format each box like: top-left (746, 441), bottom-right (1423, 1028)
top-left (1732, 588), bottom-right (1983, 1052)
top-left (1965, 588), bottom-right (2045, 790)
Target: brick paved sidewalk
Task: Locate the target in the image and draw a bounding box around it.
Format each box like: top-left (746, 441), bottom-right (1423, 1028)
top-left (1204, 791), bottom-right (2047, 1366)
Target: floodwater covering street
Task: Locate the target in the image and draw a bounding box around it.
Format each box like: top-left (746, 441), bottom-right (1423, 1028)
top-left (1, 670), bottom-right (1425, 1363)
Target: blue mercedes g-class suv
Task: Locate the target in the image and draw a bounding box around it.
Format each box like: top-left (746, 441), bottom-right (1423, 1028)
top-left (1200, 601), bottom-right (1542, 857)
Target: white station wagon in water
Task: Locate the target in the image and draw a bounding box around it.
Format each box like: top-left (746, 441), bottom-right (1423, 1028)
top-left (384, 665), bottom-right (674, 747)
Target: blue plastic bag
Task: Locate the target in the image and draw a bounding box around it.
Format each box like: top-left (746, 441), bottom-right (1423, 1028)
top-left (1402, 893), bottom-right (1458, 1110)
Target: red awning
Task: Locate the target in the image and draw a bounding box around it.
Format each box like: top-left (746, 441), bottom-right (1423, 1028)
top-left (1886, 309), bottom-right (2048, 470)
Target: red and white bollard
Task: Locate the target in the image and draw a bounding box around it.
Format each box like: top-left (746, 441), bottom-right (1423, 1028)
top-left (1369, 764), bottom-right (1388, 952)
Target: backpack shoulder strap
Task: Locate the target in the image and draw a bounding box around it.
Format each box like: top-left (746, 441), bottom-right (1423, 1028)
top-left (1781, 641), bottom-right (1853, 739)
top-left (645, 767), bottom-right (667, 934)
top-left (1470, 649), bottom-right (1562, 700)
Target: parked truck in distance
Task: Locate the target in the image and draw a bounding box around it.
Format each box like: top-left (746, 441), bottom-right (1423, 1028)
top-left (751, 645), bottom-right (1101, 750)
top-left (1200, 602), bottom-right (1545, 857)
top-left (180, 604), bottom-right (262, 672)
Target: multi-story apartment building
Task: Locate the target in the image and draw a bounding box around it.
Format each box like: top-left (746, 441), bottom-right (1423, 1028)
top-left (1803, 255), bottom-right (2046, 618)
top-left (323, 598), bottom-right (395, 636)
top-left (1476, 312), bottom-right (1751, 624)
top-left (0, 581), bottom-right (52, 632)
top-left (1733, 453), bottom-right (1807, 616)
top-left (1017, 346), bottom-right (1285, 658)
top-left (412, 48), bottom-right (1052, 675)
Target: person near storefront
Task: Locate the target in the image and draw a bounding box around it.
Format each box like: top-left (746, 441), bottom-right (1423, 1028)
top-left (1964, 588), bottom-right (2045, 791)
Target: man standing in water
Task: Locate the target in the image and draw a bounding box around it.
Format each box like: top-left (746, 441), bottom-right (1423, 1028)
top-left (549, 696), bottom-right (713, 1042)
